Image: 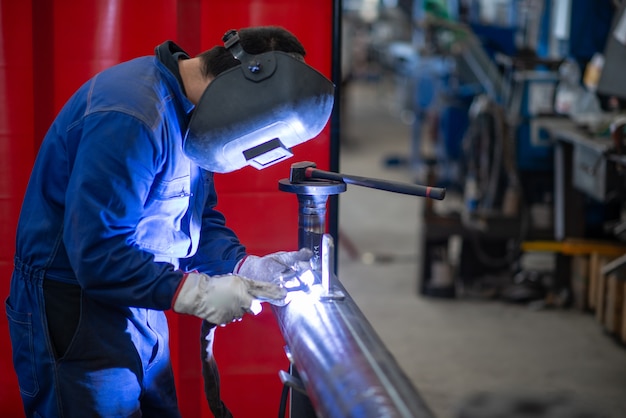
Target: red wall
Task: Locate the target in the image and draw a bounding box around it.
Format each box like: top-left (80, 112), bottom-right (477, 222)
top-left (0, 1), bottom-right (36, 414)
top-left (0, 1), bottom-right (334, 416)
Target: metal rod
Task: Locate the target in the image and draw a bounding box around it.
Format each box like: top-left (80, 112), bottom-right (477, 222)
top-left (306, 168), bottom-right (446, 200)
top-left (321, 234), bottom-right (332, 295)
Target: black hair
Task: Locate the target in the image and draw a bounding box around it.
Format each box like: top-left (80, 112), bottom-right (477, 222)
top-left (198, 26), bottom-right (306, 78)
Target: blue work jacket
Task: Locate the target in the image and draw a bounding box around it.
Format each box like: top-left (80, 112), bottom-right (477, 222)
top-left (15, 54), bottom-right (247, 311)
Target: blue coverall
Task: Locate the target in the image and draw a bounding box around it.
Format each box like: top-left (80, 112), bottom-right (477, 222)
top-left (5, 41), bottom-right (246, 417)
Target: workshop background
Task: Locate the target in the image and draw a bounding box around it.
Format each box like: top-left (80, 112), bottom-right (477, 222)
top-left (338, 0), bottom-right (626, 417)
top-left (3, 0), bottom-right (626, 417)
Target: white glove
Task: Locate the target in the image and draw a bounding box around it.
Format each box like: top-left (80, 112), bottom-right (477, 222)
top-left (234, 248), bottom-right (313, 283)
top-left (172, 272), bottom-right (287, 325)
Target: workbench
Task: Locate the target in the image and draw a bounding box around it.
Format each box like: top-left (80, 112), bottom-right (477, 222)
top-left (531, 117), bottom-right (626, 309)
top-left (534, 117), bottom-right (619, 240)
top-left (419, 116), bottom-right (626, 305)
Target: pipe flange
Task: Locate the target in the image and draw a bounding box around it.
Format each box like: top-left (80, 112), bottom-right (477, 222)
top-left (278, 178), bottom-right (347, 195)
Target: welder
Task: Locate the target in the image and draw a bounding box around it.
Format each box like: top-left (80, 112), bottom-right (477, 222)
top-left (5, 26), bottom-right (333, 417)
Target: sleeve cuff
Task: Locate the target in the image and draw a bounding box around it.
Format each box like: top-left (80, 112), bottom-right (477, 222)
top-left (233, 256), bottom-right (249, 274)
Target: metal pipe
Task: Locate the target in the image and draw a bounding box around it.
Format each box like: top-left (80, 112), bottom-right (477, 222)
top-left (272, 281), bottom-right (434, 418)
top-left (275, 178), bottom-right (435, 418)
top-left (296, 193), bottom-right (329, 271)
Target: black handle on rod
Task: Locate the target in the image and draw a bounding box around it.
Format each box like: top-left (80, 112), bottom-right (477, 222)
top-left (307, 168), bottom-right (446, 200)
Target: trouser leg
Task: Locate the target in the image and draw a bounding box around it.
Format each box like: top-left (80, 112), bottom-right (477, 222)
top-left (138, 309), bottom-right (181, 417)
top-left (54, 301), bottom-right (181, 417)
top-left (6, 270), bottom-right (60, 417)
top-left (8, 264), bottom-right (181, 418)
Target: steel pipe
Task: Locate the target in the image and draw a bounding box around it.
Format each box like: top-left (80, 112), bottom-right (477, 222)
top-left (275, 173), bottom-right (436, 418)
top-left (272, 281), bottom-right (434, 418)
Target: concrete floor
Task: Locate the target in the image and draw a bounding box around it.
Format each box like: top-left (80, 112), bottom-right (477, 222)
top-left (336, 77), bottom-right (626, 418)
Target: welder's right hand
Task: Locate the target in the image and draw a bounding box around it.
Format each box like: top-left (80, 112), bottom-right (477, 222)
top-left (172, 272), bottom-right (288, 325)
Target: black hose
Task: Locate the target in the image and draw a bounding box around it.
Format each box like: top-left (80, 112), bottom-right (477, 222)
top-left (462, 97), bottom-right (527, 269)
top-left (278, 383), bottom-right (289, 418)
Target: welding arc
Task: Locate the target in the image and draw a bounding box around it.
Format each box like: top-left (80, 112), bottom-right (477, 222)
top-left (304, 167), bottom-right (446, 200)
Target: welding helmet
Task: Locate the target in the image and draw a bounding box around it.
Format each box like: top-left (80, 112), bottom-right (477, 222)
top-left (184, 30), bottom-right (335, 173)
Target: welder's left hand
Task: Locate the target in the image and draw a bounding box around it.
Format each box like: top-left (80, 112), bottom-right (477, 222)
top-left (234, 248), bottom-right (313, 283)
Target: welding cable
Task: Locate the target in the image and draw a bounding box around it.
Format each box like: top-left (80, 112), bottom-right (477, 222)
top-left (482, 103), bottom-right (504, 211)
top-left (277, 383), bottom-right (289, 418)
top-left (461, 97), bottom-right (528, 269)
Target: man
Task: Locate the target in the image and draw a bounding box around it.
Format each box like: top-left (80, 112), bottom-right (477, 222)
top-left (5, 26), bottom-right (333, 417)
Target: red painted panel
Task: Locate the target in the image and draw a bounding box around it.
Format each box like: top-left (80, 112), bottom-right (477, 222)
top-left (214, 310), bottom-right (288, 415)
top-left (214, 192), bottom-right (301, 254)
top-left (177, 0), bottom-right (202, 56)
top-left (52, 0), bottom-right (178, 113)
top-left (0, 0), bottom-right (34, 415)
